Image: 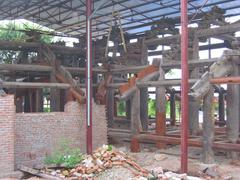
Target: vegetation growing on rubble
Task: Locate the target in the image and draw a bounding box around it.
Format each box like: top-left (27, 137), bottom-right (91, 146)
top-left (44, 139), bottom-right (83, 168)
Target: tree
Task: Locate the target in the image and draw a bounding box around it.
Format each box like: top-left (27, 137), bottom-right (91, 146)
top-left (0, 21), bottom-right (53, 64)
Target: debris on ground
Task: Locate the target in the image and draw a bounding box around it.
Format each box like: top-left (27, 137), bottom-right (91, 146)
top-left (19, 145), bottom-right (203, 180)
top-left (42, 145), bottom-right (150, 179)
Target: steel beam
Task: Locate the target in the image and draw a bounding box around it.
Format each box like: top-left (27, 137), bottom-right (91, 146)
top-left (86, 0), bottom-right (93, 154)
top-left (180, 0), bottom-right (189, 173)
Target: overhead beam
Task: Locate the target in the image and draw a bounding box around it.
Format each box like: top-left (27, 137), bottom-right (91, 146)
top-left (136, 79), bottom-right (198, 88)
top-left (2, 81), bottom-right (70, 89)
top-left (0, 64), bottom-right (52, 72)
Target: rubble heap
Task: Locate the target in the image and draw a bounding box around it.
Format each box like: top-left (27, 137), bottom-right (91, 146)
top-left (71, 145), bottom-right (149, 178)
top-left (43, 145), bottom-right (150, 179)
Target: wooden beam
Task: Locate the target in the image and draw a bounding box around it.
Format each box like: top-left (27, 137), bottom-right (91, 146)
top-left (0, 40), bottom-right (83, 55)
top-left (145, 35), bottom-right (180, 46)
top-left (66, 67), bottom-right (107, 74)
top-left (197, 23), bottom-right (240, 38)
top-left (116, 71), bottom-right (159, 101)
top-left (161, 58), bottom-right (218, 69)
top-left (110, 65), bottom-right (148, 74)
top-left (136, 79), bottom-right (198, 87)
top-left (2, 81), bottom-right (70, 89)
top-left (0, 63), bottom-right (150, 75)
top-left (145, 23), bottom-right (240, 47)
top-left (0, 64), bottom-right (52, 72)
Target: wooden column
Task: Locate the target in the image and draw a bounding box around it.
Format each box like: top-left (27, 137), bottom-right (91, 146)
top-left (35, 89), bottom-right (43, 112)
top-left (126, 99), bottom-right (131, 121)
top-left (139, 38), bottom-right (149, 131)
top-left (24, 90), bottom-right (31, 112)
top-left (218, 87), bottom-right (225, 126)
top-left (50, 76), bottom-right (61, 111)
top-left (189, 36), bottom-right (200, 135)
top-left (106, 89), bottom-right (115, 128)
top-left (140, 87), bottom-right (148, 131)
top-left (170, 89), bottom-right (176, 126)
top-left (131, 89), bottom-right (142, 135)
top-left (202, 86), bottom-right (215, 163)
top-left (16, 96), bottom-right (23, 113)
top-left (226, 63), bottom-right (240, 159)
top-left (156, 59), bottom-right (166, 148)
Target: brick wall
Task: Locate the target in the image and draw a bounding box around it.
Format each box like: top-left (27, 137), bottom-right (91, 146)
top-left (15, 100), bottom-right (107, 167)
top-left (0, 95), bottom-right (15, 176)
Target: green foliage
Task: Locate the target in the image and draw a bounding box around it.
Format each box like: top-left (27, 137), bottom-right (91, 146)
top-left (148, 98), bottom-right (156, 118)
top-left (0, 21), bottom-right (53, 64)
top-left (44, 139), bottom-right (83, 168)
top-left (166, 101), bottom-right (170, 118)
top-left (117, 101), bottom-right (126, 116)
top-left (107, 144), bottom-right (113, 151)
top-left (43, 107), bottom-right (50, 112)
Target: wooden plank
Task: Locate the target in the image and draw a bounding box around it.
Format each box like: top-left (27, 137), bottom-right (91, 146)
top-left (18, 165), bottom-right (61, 180)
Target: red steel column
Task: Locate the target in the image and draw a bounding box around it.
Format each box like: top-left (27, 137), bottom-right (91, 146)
top-left (180, 0), bottom-right (189, 173)
top-left (86, 0), bottom-right (93, 154)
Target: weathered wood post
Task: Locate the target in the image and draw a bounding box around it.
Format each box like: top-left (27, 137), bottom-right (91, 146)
top-left (156, 59), bottom-right (166, 148)
top-left (189, 36), bottom-right (200, 135)
top-left (106, 89), bottom-right (115, 128)
top-left (140, 38), bottom-right (149, 131)
top-left (131, 89), bottom-right (142, 134)
top-left (35, 89), bottom-right (43, 112)
top-left (50, 73), bottom-right (61, 111)
top-left (202, 85), bottom-right (215, 163)
top-left (170, 89), bottom-right (176, 126)
top-left (130, 88), bottom-right (142, 152)
top-left (226, 62), bottom-right (240, 159)
top-left (218, 87), bottom-right (225, 126)
top-left (140, 88), bottom-right (148, 131)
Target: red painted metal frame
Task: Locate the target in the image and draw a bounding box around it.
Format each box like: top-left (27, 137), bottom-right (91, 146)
top-left (86, 0), bottom-right (93, 154)
top-left (180, 0), bottom-right (189, 173)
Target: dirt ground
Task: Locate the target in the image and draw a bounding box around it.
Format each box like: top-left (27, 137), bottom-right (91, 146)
top-left (1, 143), bottom-right (240, 180)
top-left (126, 143), bottom-right (240, 180)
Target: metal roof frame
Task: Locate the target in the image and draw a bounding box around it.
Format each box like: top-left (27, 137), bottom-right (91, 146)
top-left (0, 0), bottom-right (239, 38)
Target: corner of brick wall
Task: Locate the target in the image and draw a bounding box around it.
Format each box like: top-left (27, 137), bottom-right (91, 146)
top-left (0, 95), bottom-right (15, 177)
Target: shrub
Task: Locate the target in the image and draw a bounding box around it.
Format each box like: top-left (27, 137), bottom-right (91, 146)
top-left (44, 139), bottom-right (83, 168)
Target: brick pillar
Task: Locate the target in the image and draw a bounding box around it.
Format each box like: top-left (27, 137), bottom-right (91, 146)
top-left (0, 95), bottom-right (15, 177)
